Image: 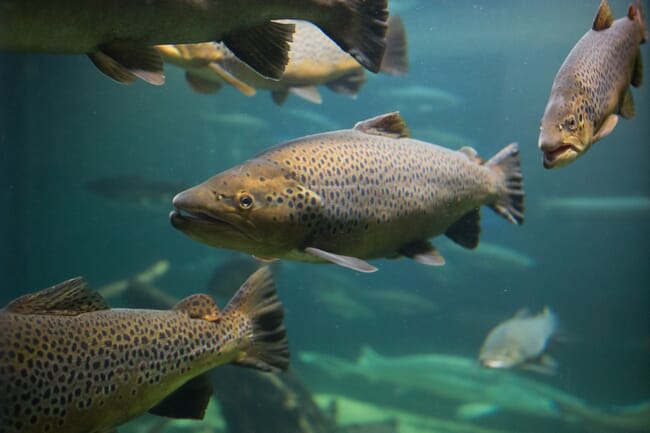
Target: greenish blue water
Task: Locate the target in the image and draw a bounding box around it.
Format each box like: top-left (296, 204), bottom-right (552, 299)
top-left (0, 1), bottom-right (648, 432)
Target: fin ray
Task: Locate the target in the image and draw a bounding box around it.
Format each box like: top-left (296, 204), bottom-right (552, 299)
top-left (224, 267), bottom-right (289, 372)
top-left (305, 247), bottom-right (378, 272)
top-left (445, 208), bottom-right (481, 249)
top-left (353, 112), bottom-right (410, 138)
top-left (7, 277), bottom-right (110, 316)
top-left (485, 143), bottom-right (524, 225)
top-left (223, 21), bottom-right (295, 80)
top-left (148, 373), bottom-right (213, 420)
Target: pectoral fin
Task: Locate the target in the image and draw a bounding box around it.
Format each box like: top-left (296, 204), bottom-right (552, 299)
top-left (149, 373), bottom-right (213, 420)
top-left (619, 88), bottom-right (635, 118)
top-left (89, 41), bottom-right (165, 85)
top-left (593, 114), bottom-right (619, 142)
top-left (304, 247), bottom-right (377, 273)
top-left (185, 72), bottom-right (223, 94)
top-left (222, 21), bottom-right (295, 80)
top-left (207, 63), bottom-right (257, 96)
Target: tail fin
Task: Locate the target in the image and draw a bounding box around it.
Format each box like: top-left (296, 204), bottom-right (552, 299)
top-left (225, 267), bottom-right (289, 372)
top-left (485, 143), bottom-right (524, 225)
top-left (317, 0), bottom-right (389, 73)
top-left (379, 15), bottom-right (409, 75)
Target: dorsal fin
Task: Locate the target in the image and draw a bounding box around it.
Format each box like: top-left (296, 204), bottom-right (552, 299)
top-left (353, 112), bottom-right (410, 138)
top-left (173, 294), bottom-right (221, 321)
top-left (593, 0), bottom-right (615, 31)
top-left (6, 277), bottom-right (110, 316)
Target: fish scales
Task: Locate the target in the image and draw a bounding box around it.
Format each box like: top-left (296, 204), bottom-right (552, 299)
top-left (260, 132), bottom-right (497, 253)
top-left (0, 269), bottom-right (288, 433)
top-left (539, 0), bottom-right (647, 168)
top-left (171, 112), bottom-right (524, 272)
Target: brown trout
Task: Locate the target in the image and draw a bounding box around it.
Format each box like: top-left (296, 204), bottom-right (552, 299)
top-left (157, 15), bottom-right (408, 104)
top-left (0, 0), bottom-right (388, 84)
top-left (539, 0), bottom-right (647, 169)
top-left (170, 112), bottom-right (524, 273)
top-left (0, 267), bottom-right (288, 433)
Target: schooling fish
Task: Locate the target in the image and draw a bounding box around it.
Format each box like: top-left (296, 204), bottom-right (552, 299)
top-left (0, 267), bottom-right (288, 433)
top-left (170, 112), bottom-right (524, 273)
top-left (539, 0), bottom-right (647, 169)
top-left (0, 0), bottom-right (388, 84)
top-left (479, 307), bottom-right (558, 374)
top-left (158, 15), bottom-right (408, 104)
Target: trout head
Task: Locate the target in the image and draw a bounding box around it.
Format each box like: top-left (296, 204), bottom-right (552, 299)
top-left (170, 159), bottom-right (320, 257)
top-left (538, 89), bottom-right (593, 169)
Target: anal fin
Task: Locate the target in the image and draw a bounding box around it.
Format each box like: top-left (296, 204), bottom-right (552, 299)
top-left (399, 240), bottom-right (445, 266)
top-left (304, 247), bottom-right (377, 273)
top-left (445, 208), bottom-right (481, 249)
top-left (185, 72), bottom-right (223, 94)
top-left (149, 373), bottom-right (213, 420)
top-left (289, 86), bottom-right (323, 104)
top-left (326, 68), bottom-right (367, 95)
top-left (90, 41), bottom-right (165, 85)
top-left (271, 89), bottom-right (289, 105)
top-left (631, 48), bottom-right (643, 87)
top-left (222, 21), bottom-right (295, 80)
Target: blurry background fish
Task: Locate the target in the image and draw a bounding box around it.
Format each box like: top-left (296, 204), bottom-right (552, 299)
top-left (84, 174), bottom-right (189, 210)
top-left (157, 15), bottom-right (409, 104)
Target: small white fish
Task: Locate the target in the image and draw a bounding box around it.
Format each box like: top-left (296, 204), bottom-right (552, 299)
top-left (479, 307), bottom-right (558, 374)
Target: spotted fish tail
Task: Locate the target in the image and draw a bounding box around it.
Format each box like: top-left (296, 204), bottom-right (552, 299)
top-left (224, 267), bottom-right (289, 372)
top-left (485, 143), bottom-right (524, 225)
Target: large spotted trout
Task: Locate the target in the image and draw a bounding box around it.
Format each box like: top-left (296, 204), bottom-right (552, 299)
top-left (170, 112), bottom-right (524, 273)
top-left (0, 267), bottom-right (288, 433)
top-left (539, 0), bottom-right (647, 169)
top-left (0, 0), bottom-right (388, 84)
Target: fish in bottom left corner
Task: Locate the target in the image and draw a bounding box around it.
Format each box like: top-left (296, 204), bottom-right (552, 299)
top-left (0, 267), bottom-right (288, 433)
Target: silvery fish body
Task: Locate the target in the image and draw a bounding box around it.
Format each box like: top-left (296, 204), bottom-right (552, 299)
top-left (0, 268), bottom-right (287, 433)
top-left (170, 112), bottom-right (524, 272)
top-left (479, 307), bottom-right (558, 372)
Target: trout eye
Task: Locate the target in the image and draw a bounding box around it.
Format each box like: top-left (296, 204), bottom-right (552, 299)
top-left (562, 115), bottom-right (577, 131)
top-left (238, 193), bottom-right (254, 210)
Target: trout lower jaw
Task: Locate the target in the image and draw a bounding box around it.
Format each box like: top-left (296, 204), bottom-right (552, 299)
top-left (542, 144), bottom-right (581, 169)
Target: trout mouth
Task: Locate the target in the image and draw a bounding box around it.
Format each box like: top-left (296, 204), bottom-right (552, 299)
top-left (542, 144), bottom-right (580, 169)
top-left (169, 209), bottom-right (261, 243)
top-left (169, 209), bottom-right (230, 227)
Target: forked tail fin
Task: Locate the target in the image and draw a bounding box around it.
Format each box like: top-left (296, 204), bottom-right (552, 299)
top-left (225, 267), bottom-right (289, 372)
top-left (485, 143), bottom-right (524, 225)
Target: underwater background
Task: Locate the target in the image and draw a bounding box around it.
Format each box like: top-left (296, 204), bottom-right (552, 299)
top-left (1, 1), bottom-right (648, 432)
